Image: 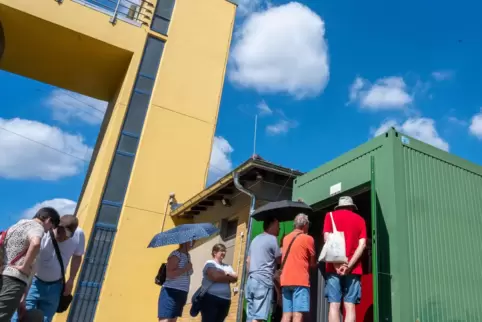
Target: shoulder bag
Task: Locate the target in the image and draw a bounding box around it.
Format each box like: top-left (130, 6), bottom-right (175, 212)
top-left (50, 231), bottom-right (73, 313)
top-left (189, 259), bottom-right (213, 318)
top-left (318, 212), bottom-right (347, 263)
top-left (155, 263), bottom-right (167, 286)
top-left (0, 228), bottom-right (29, 268)
top-left (189, 280), bottom-right (213, 317)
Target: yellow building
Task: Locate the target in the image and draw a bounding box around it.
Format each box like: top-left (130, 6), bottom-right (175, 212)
top-left (0, 0), bottom-right (237, 320)
top-left (169, 157), bottom-right (301, 322)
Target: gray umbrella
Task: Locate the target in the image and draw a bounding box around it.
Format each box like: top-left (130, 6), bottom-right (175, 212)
top-left (251, 200), bottom-right (313, 222)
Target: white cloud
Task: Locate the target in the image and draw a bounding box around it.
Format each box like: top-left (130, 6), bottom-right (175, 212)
top-left (207, 136), bottom-right (234, 183)
top-left (349, 76), bottom-right (412, 110)
top-left (45, 89), bottom-right (107, 125)
top-left (237, 0), bottom-right (264, 16)
top-left (448, 116), bottom-right (468, 126)
top-left (266, 119), bottom-right (298, 135)
top-left (469, 109), bottom-right (482, 139)
top-left (0, 118), bottom-right (92, 180)
top-left (374, 117), bottom-right (449, 151)
top-left (432, 70), bottom-right (454, 81)
top-left (257, 100), bottom-right (273, 116)
top-left (373, 119), bottom-right (398, 137)
top-left (23, 198), bottom-right (77, 219)
top-left (229, 2), bottom-right (329, 99)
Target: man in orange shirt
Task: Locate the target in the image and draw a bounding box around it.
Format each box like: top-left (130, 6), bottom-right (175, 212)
top-left (280, 213), bottom-right (316, 322)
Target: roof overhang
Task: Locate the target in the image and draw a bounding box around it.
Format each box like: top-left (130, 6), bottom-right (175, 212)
top-left (170, 157), bottom-right (303, 218)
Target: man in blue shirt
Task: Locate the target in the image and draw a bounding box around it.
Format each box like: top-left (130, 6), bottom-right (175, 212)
top-left (245, 217), bottom-right (281, 322)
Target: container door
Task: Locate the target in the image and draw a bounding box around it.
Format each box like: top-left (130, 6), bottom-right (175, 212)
top-left (370, 156), bottom-right (379, 322)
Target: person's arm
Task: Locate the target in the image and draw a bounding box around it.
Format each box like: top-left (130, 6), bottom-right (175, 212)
top-left (347, 218), bottom-right (368, 272)
top-left (274, 237), bottom-right (282, 265)
top-left (69, 230), bottom-right (85, 283)
top-left (347, 238), bottom-right (366, 271)
top-left (166, 255), bottom-right (191, 279)
top-left (62, 255), bottom-right (82, 295)
top-left (227, 266), bottom-right (238, 282)
top-left (19, 236), bottom-right (41, 274)
top-left (307, 236), bottom-right (317, 268)
top-left (19, 260), bottom-right (37, 311)
top-left (18, 230), bottom-right (43, 312)
top-left (205, 266), bottom-right (235, 283)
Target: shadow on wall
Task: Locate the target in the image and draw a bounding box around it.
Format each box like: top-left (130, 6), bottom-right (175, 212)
top-left (376, 196), bottom-right (392, 322)
top-left (0, 20), bottom-right (4, 61)
top-left (418, 298), bottom-right (479, 322)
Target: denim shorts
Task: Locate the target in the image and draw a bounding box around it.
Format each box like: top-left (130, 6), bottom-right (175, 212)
top-left (11, 276), bottom-right (63, 322)
top-left (158, 287), bottom-right (188, 319)
top-left (282, 286), bottom-right (310, 313)
top-left (245, 276), bottom-right (273, 321)
top-left (325, 274), bottom-right (361, 304)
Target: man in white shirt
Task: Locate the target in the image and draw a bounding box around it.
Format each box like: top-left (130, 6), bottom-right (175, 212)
top-left (12, 215), bottom-right (85, 322)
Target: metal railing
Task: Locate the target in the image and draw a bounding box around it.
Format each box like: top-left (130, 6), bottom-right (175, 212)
top-left (59, 0), bottom-right (154, 26)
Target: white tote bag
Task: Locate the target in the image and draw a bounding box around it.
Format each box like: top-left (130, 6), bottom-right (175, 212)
top-left (318, 212), bottom-right (347, 263)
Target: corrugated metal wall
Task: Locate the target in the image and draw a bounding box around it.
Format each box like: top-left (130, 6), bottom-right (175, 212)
top-left (400, 145), bottom-right (482, 322)
top-left (294, 132), bottom-right (400, 322)
top-left (294, 129), bottom-right (482, 322)
top-left (293, 135), bottom-right (388, 206)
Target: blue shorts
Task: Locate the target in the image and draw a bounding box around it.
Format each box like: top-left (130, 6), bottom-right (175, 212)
top-left (11, 276), bottom-right (63, 322)
top-left (158, 287), bottom-right (188, 319)
top-left (282, 286), bottom-right (310, 313)
top-left (325, 274), bottom-right (361, 304)
top-left (245, 276), bottom-right (273, 321)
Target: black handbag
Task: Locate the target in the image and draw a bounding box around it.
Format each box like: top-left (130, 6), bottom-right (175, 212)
top-left (50, 231), bottom-right (73, 313)
top-left (155, 263), bottom-right (167, 286)
top-left (189, 282), bottom-right (213, 318)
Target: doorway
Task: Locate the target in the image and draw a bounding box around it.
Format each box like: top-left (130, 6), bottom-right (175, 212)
top-left (307, 187), bottom-right (374, 322)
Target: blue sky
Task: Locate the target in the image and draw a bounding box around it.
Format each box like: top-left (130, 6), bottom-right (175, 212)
top-left (1, 0), bottom-right (481, 229)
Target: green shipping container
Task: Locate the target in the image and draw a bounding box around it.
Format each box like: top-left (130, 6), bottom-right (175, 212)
top-left (290, 128), bottom-right (482, 322)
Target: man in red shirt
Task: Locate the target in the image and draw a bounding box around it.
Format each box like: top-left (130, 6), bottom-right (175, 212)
top-left (280, 213), bottom-right (316, 322)
top-left (323, 196), bottom-right (367, 322)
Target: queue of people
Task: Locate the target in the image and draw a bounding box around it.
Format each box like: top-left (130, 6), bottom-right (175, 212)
top-left (156, 195), bottom-right (366, 322)
top-left (158, 242), bottom-right (238, 322)
top-left (245, 196), bottom-right (367, 322)
top-left (0, 195), bottom-right (363, 322)
top-left (0, 207), bottom-right (85, 322)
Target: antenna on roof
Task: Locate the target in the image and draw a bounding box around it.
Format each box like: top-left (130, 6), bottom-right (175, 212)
top-left (252, 114), bottom-right (258, 158)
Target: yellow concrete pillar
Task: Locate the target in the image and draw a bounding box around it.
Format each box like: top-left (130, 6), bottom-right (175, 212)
top-left (54, 1), bottom-right (236, 321)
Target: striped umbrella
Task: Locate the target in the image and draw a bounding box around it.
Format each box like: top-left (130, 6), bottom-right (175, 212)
top-left (148, 223), bottom-right (219, 248)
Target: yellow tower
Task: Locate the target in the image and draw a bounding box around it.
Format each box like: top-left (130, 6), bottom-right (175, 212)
top-left (0, 0), bottom-right (237, 320)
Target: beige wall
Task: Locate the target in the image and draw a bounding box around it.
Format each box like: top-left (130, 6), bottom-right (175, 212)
top-left (178, 179), bottom-right (294, 322)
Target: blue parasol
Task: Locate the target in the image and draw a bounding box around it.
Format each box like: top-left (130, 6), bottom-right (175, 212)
top-left (148, 223), bottom-right (219, 248)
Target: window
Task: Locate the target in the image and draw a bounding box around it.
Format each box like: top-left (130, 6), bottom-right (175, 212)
top-left (69, 36), bottom-right (166, 322)
top-left (139, 37), bottom-right (165, 78)
top-left (97, 204), bottom-right (122, 225)
top-left (151, 0), bottom-right (176, 35)
top-left (221, 218), bottom-right (238, 241)
top-left (68, 227), bottom-right (115, 321)
top-left (122, 92), bottom-right (150, 135)
top-left (103, 153), bottom-right (134, 203)
top-left (135, 75), bottom-right (155, 94)
top-left (118, 134), bottom-right (138, 154)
